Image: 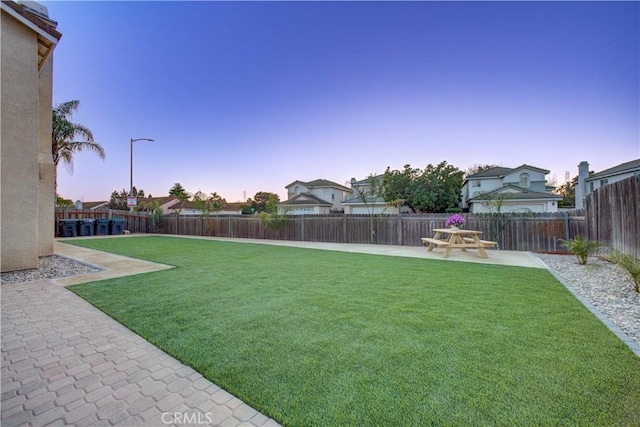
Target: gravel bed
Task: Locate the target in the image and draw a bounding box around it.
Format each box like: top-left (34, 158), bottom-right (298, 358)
top-left (1, 255), bottom-right (101, 285)
top-left (536, 253), bottom-right (640, 346)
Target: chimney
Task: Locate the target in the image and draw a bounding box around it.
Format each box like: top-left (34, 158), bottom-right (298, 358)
top-left (575, 161), bottom-right (589, 209)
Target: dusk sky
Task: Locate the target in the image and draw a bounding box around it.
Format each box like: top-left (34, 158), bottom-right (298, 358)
top-left (46, 1), bottom-right (639, 203)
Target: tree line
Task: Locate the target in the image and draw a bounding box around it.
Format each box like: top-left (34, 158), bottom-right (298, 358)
top-left (52, 99), bottom-right (578, 213)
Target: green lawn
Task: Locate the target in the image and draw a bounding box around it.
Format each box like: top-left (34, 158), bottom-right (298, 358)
top-left (67, 236), bottom-right (640, 426)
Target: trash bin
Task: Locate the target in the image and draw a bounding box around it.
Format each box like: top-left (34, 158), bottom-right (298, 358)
top-left (95, 218), bottom-right (110, 236)
top-left (77, 219), bottom-right (95, 236)
top-left (109, 218), bottom-right (125, 235)
top-left (58, 219), bottom-right (77, 237)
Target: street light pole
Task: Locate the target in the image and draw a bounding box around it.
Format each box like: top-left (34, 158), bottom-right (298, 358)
top-left (130, 137), bottom-right (154, 211)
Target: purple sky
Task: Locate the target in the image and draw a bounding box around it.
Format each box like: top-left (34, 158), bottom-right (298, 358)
top-left (47, 1), bottom-right (639, 203)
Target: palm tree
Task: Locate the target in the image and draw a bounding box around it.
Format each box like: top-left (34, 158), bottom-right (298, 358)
top-left (52, 100), bottom-right (105, 191)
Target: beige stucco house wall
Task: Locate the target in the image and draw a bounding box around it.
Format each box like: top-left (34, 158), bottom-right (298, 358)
top-left (1, 1), bottom-right (61, 272)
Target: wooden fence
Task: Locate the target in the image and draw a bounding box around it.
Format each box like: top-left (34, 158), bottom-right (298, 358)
top-left (56, 177), bottom-right (638, 256)
top-left (160, 212), bottom-right (585, 253)
top-left (584, 175), bottom-right (639, 258)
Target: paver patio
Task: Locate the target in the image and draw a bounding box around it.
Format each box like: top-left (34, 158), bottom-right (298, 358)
top-left (1, 276), bottom-right (280, 427)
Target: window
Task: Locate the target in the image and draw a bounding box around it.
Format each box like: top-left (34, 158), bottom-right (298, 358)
top-left (519, 173), bottom-right (530, 187)
top-left (472, 181), bottom-right (481, 187)
top-left (600, 178), bottom-right (608, 186)
top-left (295, 186), bottom-right (300, 195)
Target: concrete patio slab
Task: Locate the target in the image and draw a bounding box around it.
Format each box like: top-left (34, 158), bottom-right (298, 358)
top-left (165, 234), bottom-right (548, 269)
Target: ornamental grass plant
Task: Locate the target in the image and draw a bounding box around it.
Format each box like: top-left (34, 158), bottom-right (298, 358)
top-left (561, 234), bottom-right (604, 265)
top-left (611, 250), bottom-right (640, 293)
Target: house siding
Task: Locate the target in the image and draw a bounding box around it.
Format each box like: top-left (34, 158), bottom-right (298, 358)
top-left (471, 200), bottom-right (557, 213)
top-left (462, 166), bottom-right (558, 213)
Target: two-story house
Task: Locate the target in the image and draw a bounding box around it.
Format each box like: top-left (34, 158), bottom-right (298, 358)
top-left (342, 176), bottom-right (400, 215)
top-left (575, 159), bottom-right (640, 209)
top-left (461, 165), bottom-right (562, 213)
top-left (279, 179), bottom-right (351, 215)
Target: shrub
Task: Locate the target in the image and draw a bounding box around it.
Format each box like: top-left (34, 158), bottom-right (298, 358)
top-left (611, 250), bottom-right (640, 293)
top-left (445, 207), bottom-right (463, 214)
top-left (561, 235), bottom-right (603, 265)
top-left (259, 210), bottom-right (289, 233)
top-left (149, 202), bottom-right (164, 232)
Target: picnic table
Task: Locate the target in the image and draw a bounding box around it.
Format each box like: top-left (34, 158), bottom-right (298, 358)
top-left (421, 228), bottom-right (497, 259)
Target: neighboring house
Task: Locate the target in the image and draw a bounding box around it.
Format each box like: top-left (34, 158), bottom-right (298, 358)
top-left (280, 179), bottom-right (351, 214)
top-left (79, 201), bottom-right (109, 211)
top-left (278, 193), bottom-right (334, 215)
top-left (461, 165), bottom-right (562, 213)
top-left (135, 196), bottom-right (180, 215)
top-left (575, 159), bottom-right (640, 209)
top-left (342, 177), bottom-right (400, 215)
top-left (166, 200), bottom-right (243, 216)
top-left (217, 202), bottom-right (245, 215)
top-left (1, 0), bottom-right (62, 272)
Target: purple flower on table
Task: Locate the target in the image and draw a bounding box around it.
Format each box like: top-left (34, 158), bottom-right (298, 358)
top-left (445, 214), bottom-right (466, 228)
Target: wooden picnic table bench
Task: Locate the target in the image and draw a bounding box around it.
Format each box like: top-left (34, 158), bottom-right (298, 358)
top-left (422, 228), bottom-right (496, 259)
top-left (462, 237), bottom-right (498, 247)
top-left (421, 237), bottom-right (450, 247)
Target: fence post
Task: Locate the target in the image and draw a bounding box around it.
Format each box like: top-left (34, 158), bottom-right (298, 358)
top-left (342, 215), bottom-right (347, 243)
top-left (397, 214), bottom-right (403, 246)
top-left (301, 215), bottom-right (305, 241)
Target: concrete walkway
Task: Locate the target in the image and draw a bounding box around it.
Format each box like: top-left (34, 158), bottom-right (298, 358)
top-left (1, 236), bottom-right (543, 427)
top-left (146, 234), bottom-right (547, 269)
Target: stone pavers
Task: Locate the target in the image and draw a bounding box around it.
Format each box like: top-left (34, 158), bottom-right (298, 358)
top-left (1, 280), bottom-right (280, 427)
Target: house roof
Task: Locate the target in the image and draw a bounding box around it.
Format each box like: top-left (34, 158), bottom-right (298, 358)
top-left (285, 178), bottom-right (351, 192)
top-left (585, 158), bottom-right (640, 182)
top-left (2, 1), bottom-right (62, 69)
top-left (469, 185), bottom-right (562, 202)
top-left (135, 196), bottom-right (179, 211)
top-left (349, 175), bottom-right (383, 188)
top-left (82, 201), bottom-right (108, 210)
top-left (138, 195), bottom-right (178, 205)
top-left (167, 200), bottom-right (200, 210)
top-left (467, 167), bottom-right (513, 179)
top-left (223, 202), bottom-right (246, 211)
top-left (466, 164), bottom-right (550, 180)
top-left (279, 193), bottom-right (332, 206)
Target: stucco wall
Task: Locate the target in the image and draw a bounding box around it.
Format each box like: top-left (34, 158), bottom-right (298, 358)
top-left (38, 56), bottom-right (55, 257)
top-left (1, 14), bottom-right (40, 271)
top-left (1, 8), bottom-right (57, 271)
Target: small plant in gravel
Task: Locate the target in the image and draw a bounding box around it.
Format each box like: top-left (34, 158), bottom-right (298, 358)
top-left (561, 234), bottom-right (603, 265)
top-left (611, 250), bottom-right (640, 293)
